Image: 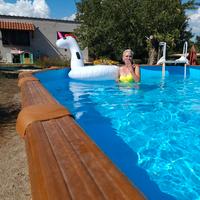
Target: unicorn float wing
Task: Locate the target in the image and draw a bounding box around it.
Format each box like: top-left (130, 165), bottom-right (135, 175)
top-left (56, 33), bottom-right (119, 81)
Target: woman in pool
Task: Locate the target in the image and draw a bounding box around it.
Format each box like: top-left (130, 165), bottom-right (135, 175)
top-left (118, 49), bottom-right (140, 83)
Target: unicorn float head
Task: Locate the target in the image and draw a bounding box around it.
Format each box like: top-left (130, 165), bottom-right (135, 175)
top-left (56, 32), bottom-right (119, 81)
top-left (56, 32), bottom-right (84, 68)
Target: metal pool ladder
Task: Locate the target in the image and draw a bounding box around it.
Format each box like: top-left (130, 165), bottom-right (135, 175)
top-left (157, 41), bottom-right (189, 77)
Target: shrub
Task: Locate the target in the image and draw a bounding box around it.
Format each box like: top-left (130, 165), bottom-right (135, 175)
top-left (93, 57), bottom-right (119, 65)
top-left (34, 57), bottom-right (70, 68)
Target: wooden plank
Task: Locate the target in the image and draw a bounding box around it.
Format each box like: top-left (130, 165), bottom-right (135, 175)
top-left (43, 119), bottom-right (104, 199)
top-left (58, 117), bottom-right (144, 199)
top-left (25, 126), bottom-right (48, 200)
top-left (27, 122), bottom-right (72, 200)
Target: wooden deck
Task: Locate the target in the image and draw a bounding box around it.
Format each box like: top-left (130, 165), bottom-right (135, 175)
top-left (17, 70), bottom-right (145, 200)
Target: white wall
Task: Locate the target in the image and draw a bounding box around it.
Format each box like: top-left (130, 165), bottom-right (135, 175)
top-left (0, 15), bottom-right (88, 64)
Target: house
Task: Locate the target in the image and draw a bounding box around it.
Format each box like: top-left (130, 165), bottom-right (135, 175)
top-left (0, 14), bottom-right (88, 64)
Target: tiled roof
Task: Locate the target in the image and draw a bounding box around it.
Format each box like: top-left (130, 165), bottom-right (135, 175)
top-left (0, 21), bottom-right (35, 31)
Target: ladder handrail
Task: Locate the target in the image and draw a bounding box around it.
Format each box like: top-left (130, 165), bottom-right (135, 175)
top-left (156, 41), bottom-right (188, 65)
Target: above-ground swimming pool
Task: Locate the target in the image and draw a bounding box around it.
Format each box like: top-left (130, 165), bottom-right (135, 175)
top-left (35, 65), bottom-right (200, 200)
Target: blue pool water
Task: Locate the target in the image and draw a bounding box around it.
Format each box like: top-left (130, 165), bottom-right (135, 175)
top-left (35, 66), bottom-right (200, 200)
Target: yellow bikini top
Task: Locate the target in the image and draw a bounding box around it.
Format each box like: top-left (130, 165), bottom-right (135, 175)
top-left (119, 74), bottom-right (134, 83)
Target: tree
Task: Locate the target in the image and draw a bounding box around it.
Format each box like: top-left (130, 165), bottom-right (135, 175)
top-left (75, 0), bottom-right (198, 63)
top-left (75, 0), bottom-right (139, 61)
top-left (135, 0), bottom-right (196, 64)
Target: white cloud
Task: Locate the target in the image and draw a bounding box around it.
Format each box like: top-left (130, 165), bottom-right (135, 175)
top-left (187, 7), bottom-right (200, 36)
top-left (0, 0), bottom-right (50, 18)
top-left (63, 13), bottom-right (76, 21)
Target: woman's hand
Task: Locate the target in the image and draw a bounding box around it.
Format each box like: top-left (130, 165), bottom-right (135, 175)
top-left (127, 63), bottom-right (140, 82)
top-left (125, 59), bottom-right (132, 68)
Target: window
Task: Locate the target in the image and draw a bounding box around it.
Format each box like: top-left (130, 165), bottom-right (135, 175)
top-left (1, 30), bottom-right (30, 46)
top-left (24, 52), bottom-right (30, 58)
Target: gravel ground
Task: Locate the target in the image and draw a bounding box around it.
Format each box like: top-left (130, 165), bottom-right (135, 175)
top-left (0, 75), bottom-right (31, 200)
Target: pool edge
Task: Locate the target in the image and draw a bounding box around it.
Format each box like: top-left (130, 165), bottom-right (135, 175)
top-left (16, 69), bottom-right (145, 200)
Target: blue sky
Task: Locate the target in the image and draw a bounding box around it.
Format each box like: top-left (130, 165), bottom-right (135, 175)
top-left (0, 0), bottom-right (200, 36)
top-left (45, 0), bottom-right (78, 19)
top-left (0, 0), bottom-right (78, 20)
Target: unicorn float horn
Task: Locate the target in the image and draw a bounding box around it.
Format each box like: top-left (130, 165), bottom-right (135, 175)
top-left (57, 32), bottom-right (63, 39)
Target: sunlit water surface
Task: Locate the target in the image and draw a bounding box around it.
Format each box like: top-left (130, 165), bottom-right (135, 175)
top-left (36, 68), bottom-right (200, 200)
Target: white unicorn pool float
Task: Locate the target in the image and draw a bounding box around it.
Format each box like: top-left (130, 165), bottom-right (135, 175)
top-left (56, 32), bottom-right (119, 81)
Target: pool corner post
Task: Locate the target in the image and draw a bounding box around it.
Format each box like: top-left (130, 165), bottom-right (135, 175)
top-left (162, 63), bottom-right (166, 77)
top-left (184, 64), bottom-right (187, 79)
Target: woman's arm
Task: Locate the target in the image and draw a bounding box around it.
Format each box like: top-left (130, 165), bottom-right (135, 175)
top-left (134, 64), bottom-right (140, 82)
top-left (128, 63), bottom-right (140, 82)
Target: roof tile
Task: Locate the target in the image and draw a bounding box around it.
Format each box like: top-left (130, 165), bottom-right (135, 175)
top-left (0, 21), bottom-right (35, 31)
